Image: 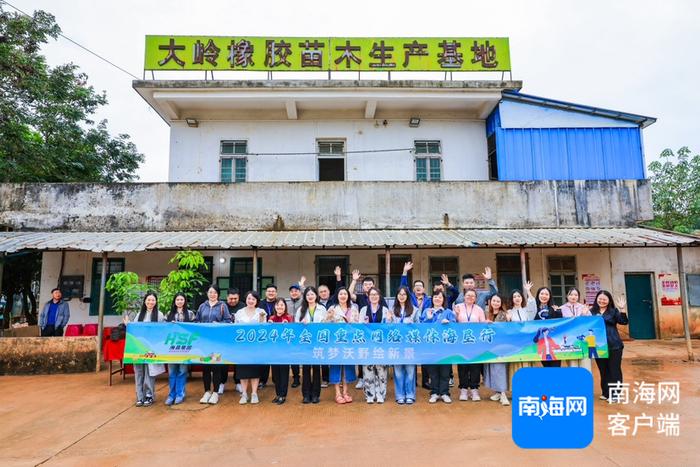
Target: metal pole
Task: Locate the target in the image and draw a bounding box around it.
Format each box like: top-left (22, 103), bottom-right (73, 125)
top-left (676, 246), bottom-right (695, 361)
top-left (384, 247), bottom-right (391, 297)
top-left (252, 247), bottom-right (259, 292)
top-left (519, 247), bottom-right (527, 291)
top-left (95, 252), bottom-right (108, 373)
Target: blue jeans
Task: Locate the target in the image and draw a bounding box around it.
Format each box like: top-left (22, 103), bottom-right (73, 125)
top-left (393, 364), bottom-right (416, 401)
top-left (168, 364), bottom-right (188, 400)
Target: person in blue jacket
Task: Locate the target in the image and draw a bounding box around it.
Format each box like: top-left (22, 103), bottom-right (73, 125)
top-left (39, 288), bottom-right (70, 336)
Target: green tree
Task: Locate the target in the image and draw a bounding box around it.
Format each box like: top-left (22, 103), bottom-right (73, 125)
top-left (647, 147), bottom-right (700, 234)
top-left (105, 251), bottom-right (207, 316)
top-left (0, 5), bottom-right (143, 182)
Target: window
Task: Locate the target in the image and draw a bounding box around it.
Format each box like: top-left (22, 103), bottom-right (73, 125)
top-left (89, 258), bottom-right (125, 316)
top-left (317, 140), bottom-right (345, 181)
top-left (496, 254), bottom-right (529, 295)
top-left (378, 254), bottom-right (412, 297)
top-left (229, 257), bottom-right (263, 295)
top-left (688, 274), bottom-right (700, 306)
top-left (315, 256), bottom-right (349, 294)
top-left (487, 133), bottom-right (498, 180)
top-left (548, 256), bottom-right (577, 305)
top-left (220, 140), bottom-right (247, 183)
top-left (59, 275), bottom-right (84, 301)
top-left (415, 140), bottom-right (441, 181)
top-left (429, 257), bottom-right (459, 290)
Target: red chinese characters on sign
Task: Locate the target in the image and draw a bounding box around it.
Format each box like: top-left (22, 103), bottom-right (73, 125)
top-left (658, 273), bottom-right (682, 306)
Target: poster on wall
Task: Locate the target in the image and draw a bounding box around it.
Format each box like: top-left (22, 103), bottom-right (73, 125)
top-left (658, 273), bottom-right (682, 306)
top-left (582, 274), bottom-right (601, 305)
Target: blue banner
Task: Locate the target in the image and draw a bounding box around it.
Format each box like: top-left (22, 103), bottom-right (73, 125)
top-left (123, 317), bottom-right (608, 365)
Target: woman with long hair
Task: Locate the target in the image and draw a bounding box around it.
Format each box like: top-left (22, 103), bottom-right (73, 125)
top-left (560, 287), bottom-right (593, 371)
top-left (483, 293), bottom-right (510, 406)
top-left (359, 287), bottom-right (391, 404)
top-left (165, 293), bottom-right (195, 405)
top-left (534, 286), bottom-right (563, 367)
top-left (326, 286), bottom-right (359, 404)
top-left (590, 290), bottom-right (628, 401)
top-left (123, 292), bottom-right (164, 407)
top-left (420, 290), bottom-right (457, 404)
top-left (295, 286), bottom-right (326, 404)
top-left (392, 286), bottom-right (418, 405)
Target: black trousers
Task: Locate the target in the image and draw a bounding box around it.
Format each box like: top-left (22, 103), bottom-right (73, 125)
top-left (302, 365), bottom-right (321, 398)
top-left (220, 364), bottom-right (229, 384)
top-left (322, 365), bottom-right (330, 382)
top-left (428, 365), bottom-right (451, 396)
top-left (458, 363), bottom-right (482, 389)
top-left (596, 348), bottom-right (624, 398)
top-left (291, 365), bottom-right (300, 381)
top-left (542, 360), bottom-right (562, 367)
top-left (260, 364), bottom-right (270, 384)
top-left (41, 325), bottom-right (63, 337)
top-left (202, 364), bottom-right (226, 391)
top-left (357, 365), bottom-right (363, 379)
top-left (421, 364), bottom-right (430, 386)
top-left (272, 365), bottom-right (290, 398)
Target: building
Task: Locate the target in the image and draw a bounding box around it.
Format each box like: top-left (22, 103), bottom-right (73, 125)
top-left (1, 36), bottom-right (698, 343)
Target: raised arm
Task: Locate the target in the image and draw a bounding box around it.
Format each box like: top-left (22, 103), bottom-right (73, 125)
top-left (349, 269), bottom-right (361, 302)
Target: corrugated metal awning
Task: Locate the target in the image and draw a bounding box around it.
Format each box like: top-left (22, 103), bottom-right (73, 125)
top-left (0, 228), bottom-right (697, 253)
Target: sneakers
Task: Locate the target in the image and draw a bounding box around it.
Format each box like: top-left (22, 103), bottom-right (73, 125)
top-left (459, 388), bottom-right (469, 401)
top-left (441, 394), bottom-right (452, 404)
top-left (235, 383), bottom-right (243, 394)
top-left (500, 393), bottom-right (510, 406)
top-left (405, 398), bottom-right (415, 405)
top-left (490, 393), bottom-right (501, 401)
top-left (239, 394), bottom-right (248, 405)
top-left (599, 395), bottom-right (608, 401)
top-left (321, 381), bottom-right (329, 388)
top-left (218, 383), bottom-right (225, 394)
top-left (376, 394), bottom-right (385, 404)
top-left (355, 379), bottom-right (364, 389)
top-left (251, 393), bottom-right (259, 404)
top-left (366, 396), bottom-right (374, 404)
top-left (208, 392), bottom-right (219, 404)
top-left (470, 389), bottom-right (481, 401)
top-left (397, 399), bottom-right (406, 405)
top-left (448, 378), bottom-right (455, 387)
top-left (429, 394), bottom-right (439, 404)
top-left (174, 396), bottom-right (184, 405)
top-left (165, 396), bottom-right (174, 406)
top-left (135, 399), bottom-right (144, 407)
top-left (142, 396), bottom-right (154, 406)
top-left (200, 391), bottom-right (212, 404)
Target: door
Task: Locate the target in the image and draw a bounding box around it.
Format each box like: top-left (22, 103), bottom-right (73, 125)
top-left (624, 273), bottom-right (656, 339)
top-left (89, 258), bottom-right (124, 316)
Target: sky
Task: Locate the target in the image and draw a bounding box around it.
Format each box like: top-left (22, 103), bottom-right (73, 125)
top-left (7, 0), bottom-right (700, 182)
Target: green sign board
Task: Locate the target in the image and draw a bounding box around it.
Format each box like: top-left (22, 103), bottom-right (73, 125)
top-left (144, 36), bottom-right (510, 72)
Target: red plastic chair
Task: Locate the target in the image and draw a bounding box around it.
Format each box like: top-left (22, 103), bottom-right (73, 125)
top-left (64, 324), bottom-right (83, 337)
top-left (82, 323), bottom-right (98, 336)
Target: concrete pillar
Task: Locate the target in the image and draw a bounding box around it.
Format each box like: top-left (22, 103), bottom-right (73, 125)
top-left (519, 247), bottom-right (527, 291)
top-left (385, 247), bottom-right (391, 297)
top-left (95, 252), bottom-right (108, 373)
top-left (676, 246), bottom-right (695, 362)
top-left (252, 247), bottom-right (259, 292)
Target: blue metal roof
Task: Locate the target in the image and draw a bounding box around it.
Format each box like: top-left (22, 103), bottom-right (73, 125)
top-left (502, 90), bottom-right (656, 128)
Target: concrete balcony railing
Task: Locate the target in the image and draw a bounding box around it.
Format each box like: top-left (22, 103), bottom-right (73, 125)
top-left (0, 180), bottom-right (652, 232)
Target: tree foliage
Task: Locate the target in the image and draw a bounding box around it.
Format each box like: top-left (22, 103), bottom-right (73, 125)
top-left (647, 147), bottom-right (700, 234)
top-left (0, 5), bottom-right (143, 182)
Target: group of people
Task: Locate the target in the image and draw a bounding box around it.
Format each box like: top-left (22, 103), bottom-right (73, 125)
top-left (122, 262), bottom-right (629, 408)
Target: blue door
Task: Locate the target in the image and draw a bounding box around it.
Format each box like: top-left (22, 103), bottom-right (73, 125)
top-left (624, 273), bottom-right (656, 339)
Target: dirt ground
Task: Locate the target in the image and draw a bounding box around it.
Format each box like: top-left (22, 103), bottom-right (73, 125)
top-left (1, 340), bottom-right (698, 467)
